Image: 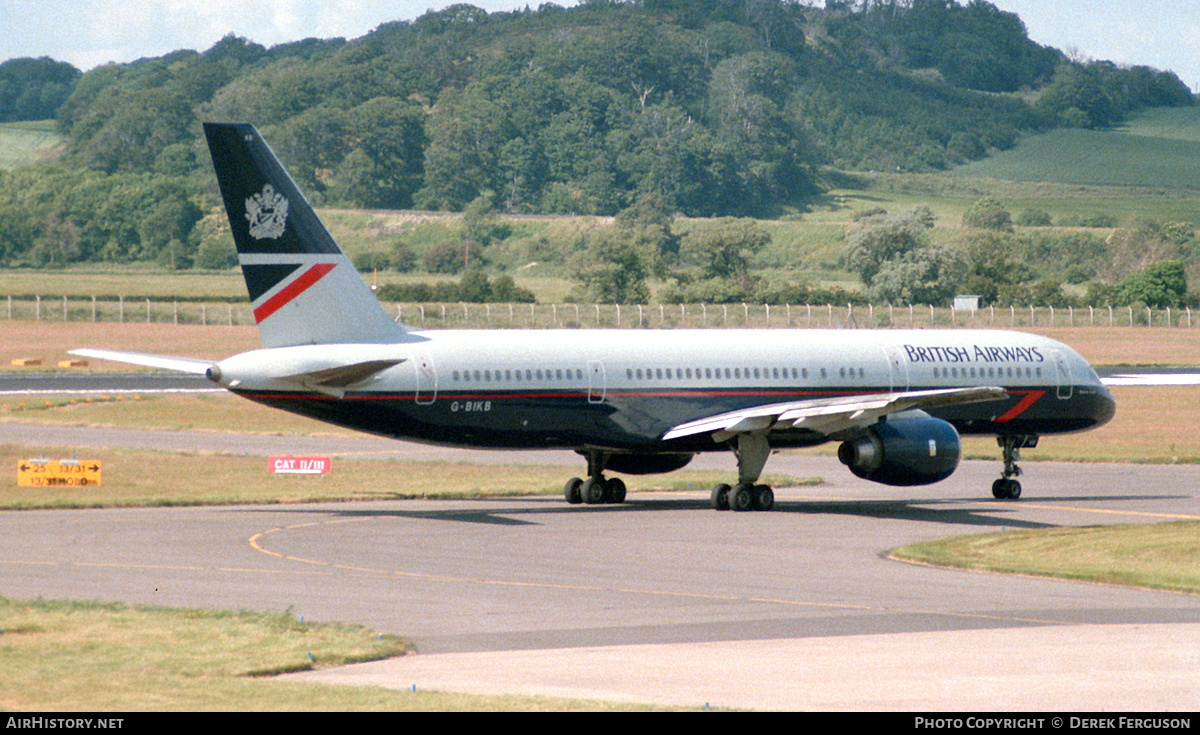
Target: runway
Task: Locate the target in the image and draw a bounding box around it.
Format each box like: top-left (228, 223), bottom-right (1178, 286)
top-left (2, 413), bottom-right (1199, 709)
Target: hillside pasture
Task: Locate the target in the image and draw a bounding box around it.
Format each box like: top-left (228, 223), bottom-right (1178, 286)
top-left (0, 120), bottom-right (65, 170)
top-left (953, 107), bottom-right (1200, 191)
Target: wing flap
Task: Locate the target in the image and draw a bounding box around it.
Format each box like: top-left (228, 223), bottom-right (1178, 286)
top-left (666, 386), bottom-right (1007, 443)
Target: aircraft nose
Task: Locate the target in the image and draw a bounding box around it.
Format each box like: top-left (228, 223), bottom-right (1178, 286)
top-left (1098, 383), bottom-right (1117, 425)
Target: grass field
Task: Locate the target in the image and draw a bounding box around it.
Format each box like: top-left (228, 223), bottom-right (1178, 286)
top-left (0, 120), bottom-right (65, 171)
top-left (0, 597), bottom-right (659, 711)
top-left (892, 521), bottom-right (1200, 594)
top-left (949, 106), bottom-right (1200, 193)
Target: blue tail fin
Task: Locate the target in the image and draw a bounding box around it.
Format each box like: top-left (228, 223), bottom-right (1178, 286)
top-left (203, 122), bottom-right (406, 348)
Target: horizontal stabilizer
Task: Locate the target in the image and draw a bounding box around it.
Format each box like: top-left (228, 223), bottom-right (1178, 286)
top-left (283, 359), bottom-right (405, 388)
top-left (69, 349), bottom-right (213, 375)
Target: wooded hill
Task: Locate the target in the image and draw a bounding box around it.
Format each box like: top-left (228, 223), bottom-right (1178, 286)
top-left (0, 0), bottom-right (1194, 273)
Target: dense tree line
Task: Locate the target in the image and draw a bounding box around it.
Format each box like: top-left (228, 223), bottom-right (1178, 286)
top-left (0, 57), bottom-right (80, 123)
top-left (0, 0), bottom-right (1194, 283)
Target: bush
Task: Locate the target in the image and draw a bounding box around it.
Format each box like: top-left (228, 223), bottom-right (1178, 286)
top-left (962, 197), bottom-right (1013, 232)
top-left (374, 271), bottom-right (534, 304)
top-left (1016, 208), bottom-right (1052, 227)
top-left (353, 251), bottom-right (392, 272)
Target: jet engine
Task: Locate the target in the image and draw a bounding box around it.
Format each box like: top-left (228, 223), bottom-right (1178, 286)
top-left (837, 412), bottom-right (960, 486)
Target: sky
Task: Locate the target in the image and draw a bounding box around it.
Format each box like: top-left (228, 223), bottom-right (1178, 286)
top-left (2, 1), bottom-right (1198, 92)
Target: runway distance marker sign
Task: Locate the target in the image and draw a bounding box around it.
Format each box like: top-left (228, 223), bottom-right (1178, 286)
top-left (269, 456), bottom-right (331, 474)
top-left (18, 459), bottom-right (102, 487)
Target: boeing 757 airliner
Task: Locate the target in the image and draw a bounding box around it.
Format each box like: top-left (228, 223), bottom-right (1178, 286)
top-left (74, 123), bottom-right (1116, 511)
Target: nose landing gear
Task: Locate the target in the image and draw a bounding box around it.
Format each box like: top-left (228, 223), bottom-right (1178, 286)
top-left (993, 435), bottom-right (1037, 500)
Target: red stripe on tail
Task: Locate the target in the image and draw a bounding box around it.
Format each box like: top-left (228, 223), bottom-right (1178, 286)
top-left (253, 263), bottom-right (337, 323)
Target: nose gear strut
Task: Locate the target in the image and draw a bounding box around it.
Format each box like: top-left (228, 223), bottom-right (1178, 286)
top-left (993, 435), bottom-right (1037, 500)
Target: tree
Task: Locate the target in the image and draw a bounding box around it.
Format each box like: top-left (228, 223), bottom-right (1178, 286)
top-left (417, 85), bottom-right (511, 210)
top-left (461, 192), bottom-right (511, 252)
top-left (1114, 261), bottom-right (1188, 308)
top-left (962, 197), bottom-right (1013, 232)
top-left (0, 57), bottom-right (81, 122)
top-left (680, 217), bottom-right (770, 280)
top-left (30, 215), bottom-right (80, 266)
top-left (615, 191), bottom-right (679, 278)
top-left (955, 231), bottom-right (1035, 305)
top-left (844, 206), bottom-right (936, 286)
top-left (869, 246), bottom-right (963, 306)
top-left (569, 229), bottom-right (650, 304)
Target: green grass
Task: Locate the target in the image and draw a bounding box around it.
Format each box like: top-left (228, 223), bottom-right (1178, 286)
top-left (0, 597), bottom-right (659, 711)
top-left (891, 521), bottom-right (1200, 594)
top-left (0, 120), bottom-right (65, 171)
top-left (1116, 106), bottom-right (1200, 142)
top-left (952, 107), bottom-right (1200, 191)
top-left (0, 439), bottom-right (819, 510)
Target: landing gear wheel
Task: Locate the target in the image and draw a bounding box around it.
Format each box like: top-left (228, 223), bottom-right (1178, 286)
top-left (752, 484), bottom-right (775, 511)
top-left (711, 483), bottom-right (731, 511)
top-left (991, 478), bottom-right (1022, 500)
top-left (603, 477), bottom-right (626, 504)
top-left (729, 483), bottom-right (755, 512)
top-left (565, 477), bottom-right (583, 504)
top-left (581, 478), bottom-right (606, 505)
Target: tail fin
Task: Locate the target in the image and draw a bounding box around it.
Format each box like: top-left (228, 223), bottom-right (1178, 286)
top-left (203, 122), bottom-right (407, 348)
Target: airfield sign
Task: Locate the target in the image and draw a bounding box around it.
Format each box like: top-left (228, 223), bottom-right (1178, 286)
top-left (269, 456), bottom-right (331, 474)
top-left (18, 459), bottom-right (102, 487)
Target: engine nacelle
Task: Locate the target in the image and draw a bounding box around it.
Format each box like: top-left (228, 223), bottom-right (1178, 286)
top-left (837, 413), bottom-right (961, 486)
top-left (601, 452), bottom-right (695, 476)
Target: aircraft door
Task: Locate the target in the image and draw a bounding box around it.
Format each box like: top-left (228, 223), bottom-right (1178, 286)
top-left (1050, 349), bottom-right (1073, 400)
top-left (414, 351), bottom-right (437, 405)
top-left (587, 360), bottom-right (606, 403)
top-left (886, 346), bottom-right (909, 393)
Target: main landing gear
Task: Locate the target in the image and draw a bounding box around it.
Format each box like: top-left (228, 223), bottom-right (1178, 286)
top-left (711, 433), bottom-right (775, 512)
top-left (992, 435), bottom-right (1037, 500)
top-left (564, 450), bottom-right (627, 506)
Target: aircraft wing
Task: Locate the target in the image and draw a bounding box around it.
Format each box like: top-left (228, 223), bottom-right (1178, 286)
top-left (69, 349), bottom-right (214, 375)
top-left (662, 386), bottom-right (1007, 443)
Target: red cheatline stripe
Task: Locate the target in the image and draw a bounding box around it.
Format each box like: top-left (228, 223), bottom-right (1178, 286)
top-left (253, 263), bottom-right (337, 323)
top-left (996, 389), bottom-right (1045, 423)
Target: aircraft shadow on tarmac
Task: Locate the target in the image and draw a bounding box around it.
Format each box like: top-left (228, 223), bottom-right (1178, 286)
top-left (237, 491), bottom-right (1190, 531)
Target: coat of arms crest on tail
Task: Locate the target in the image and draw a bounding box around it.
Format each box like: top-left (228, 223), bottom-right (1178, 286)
top-left (245, 184), bottom-right (289, 240)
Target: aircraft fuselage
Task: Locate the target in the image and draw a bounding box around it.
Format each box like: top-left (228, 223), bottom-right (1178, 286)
top-left (213, 327), bottom-right (1115, 454)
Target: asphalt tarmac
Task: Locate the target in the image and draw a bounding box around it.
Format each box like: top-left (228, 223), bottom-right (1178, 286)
top-left (1, 414), bottom-right (1199, 710)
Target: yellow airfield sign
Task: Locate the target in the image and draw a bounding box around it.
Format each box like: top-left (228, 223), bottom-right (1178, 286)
top-left (18, 459), bottom-right (102, 487)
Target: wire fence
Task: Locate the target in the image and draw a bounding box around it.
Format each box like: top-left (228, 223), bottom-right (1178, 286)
top-left (6, 295), bottom-right (1197, 329)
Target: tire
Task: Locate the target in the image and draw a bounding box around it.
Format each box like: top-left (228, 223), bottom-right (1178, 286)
top-left (711, 483), bottom-right (731, 511)
top-left (604, 477), bottom-right (626, 504)
top-left (730, 483), bottom-right (754, 512)
top-left (992, 478), bottom-right (1022, 500)
top-left (565, 477), bottom-right (583, 504)
top-left (752, 484), bottom-right (774, 512)
top-left (581, 478), bottom-right (605, 505)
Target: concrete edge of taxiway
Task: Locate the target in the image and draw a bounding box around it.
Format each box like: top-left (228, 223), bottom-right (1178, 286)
top-left (281, 623), bottom-right (1200, 711)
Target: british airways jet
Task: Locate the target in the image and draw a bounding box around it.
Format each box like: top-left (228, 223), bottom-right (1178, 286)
top-left (74, 123), bottom-right (1116, 511)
